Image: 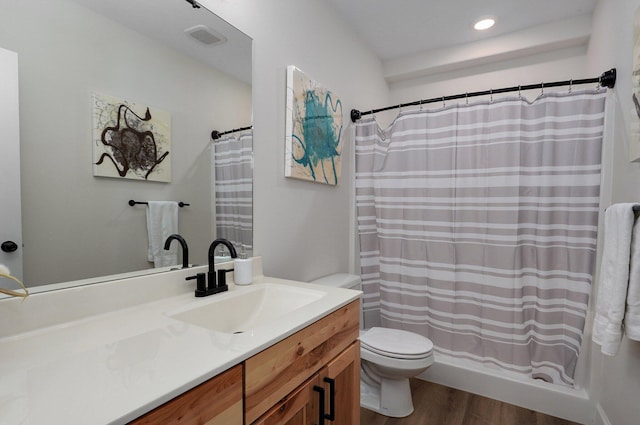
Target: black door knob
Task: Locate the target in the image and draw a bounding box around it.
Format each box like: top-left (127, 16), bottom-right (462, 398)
top-left (1, 241), bottom-right (18, 253)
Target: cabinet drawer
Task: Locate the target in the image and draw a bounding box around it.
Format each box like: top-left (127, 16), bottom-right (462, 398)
top-left (244, 300), bottom-right (359, 424)
top-left (252, 375), bottom-right (317, 425)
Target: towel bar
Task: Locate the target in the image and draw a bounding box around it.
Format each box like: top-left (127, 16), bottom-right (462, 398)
top-left (128, 200), bottom-right (190, 208)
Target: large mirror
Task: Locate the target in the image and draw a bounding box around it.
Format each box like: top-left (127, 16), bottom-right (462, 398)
top-left (0, 0), bottom-right (252, 289)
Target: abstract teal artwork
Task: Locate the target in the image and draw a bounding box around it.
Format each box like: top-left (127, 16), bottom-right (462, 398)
top-left (285, 66), bottom-right (343, 185)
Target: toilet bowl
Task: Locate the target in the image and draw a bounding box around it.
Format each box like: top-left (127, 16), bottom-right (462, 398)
top-left (310, 273), bottom-right (434, 418)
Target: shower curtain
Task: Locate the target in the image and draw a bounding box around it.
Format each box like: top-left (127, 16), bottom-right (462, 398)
top-left (355, 90), bottom-right (607, 386)
top-left (213, 132), bottom-right (253, 252)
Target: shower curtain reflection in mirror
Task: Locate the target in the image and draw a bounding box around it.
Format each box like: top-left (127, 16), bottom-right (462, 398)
top-left (213, 132), bottom-right (253, 254)
top-left (355, 90), bottom-right (607, 387)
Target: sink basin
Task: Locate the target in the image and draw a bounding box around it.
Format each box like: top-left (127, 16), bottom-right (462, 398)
top-left (167, 283), bottom-right (326, 334)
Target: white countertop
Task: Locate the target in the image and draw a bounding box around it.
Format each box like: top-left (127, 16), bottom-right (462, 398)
top-left (0, 261), bottom-right (360, 425)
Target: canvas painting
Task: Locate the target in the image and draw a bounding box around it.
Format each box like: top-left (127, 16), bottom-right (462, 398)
top-left (632, 7), bottom-right (640, 161)
top-left (285, 66), bottom-right (343, 185)
top-left (92, 92), bottom-right (171, 182)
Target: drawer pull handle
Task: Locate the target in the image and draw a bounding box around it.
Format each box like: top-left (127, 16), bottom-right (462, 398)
top-left (313, 385), bottom-right (325, 425)
top-left (323, 377), bottom-right (336, 421)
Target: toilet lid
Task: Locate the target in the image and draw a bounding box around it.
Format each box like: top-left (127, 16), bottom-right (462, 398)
top-left (360, 327), bottom-right (433, 359)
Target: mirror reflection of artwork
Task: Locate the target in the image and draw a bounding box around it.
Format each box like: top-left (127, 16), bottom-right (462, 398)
top-left (285, 66), bottom-right (343, 186)
top-left (632, 7), bottom-right (640, 158)
top-left (92, 92), bottom-right (171, 182)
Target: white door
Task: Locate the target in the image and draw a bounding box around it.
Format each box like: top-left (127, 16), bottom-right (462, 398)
top-left (0, 47), bottom-right (23, 280)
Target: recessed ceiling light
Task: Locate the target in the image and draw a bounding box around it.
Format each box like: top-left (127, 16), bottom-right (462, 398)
top-left (474, 18), bottom-right (495, 31)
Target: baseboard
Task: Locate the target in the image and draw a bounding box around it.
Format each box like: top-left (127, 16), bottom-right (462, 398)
top-left (594, 403), bottom-right (611, 425)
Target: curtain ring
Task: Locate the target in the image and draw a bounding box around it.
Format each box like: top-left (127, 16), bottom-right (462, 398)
top-left (518, 85), bottom-right (522, 100)
top-left (419, 99), bottom-right (423, 110)
top-left (442, 96), bottom-right (445, 108)
top-left (569, 79), bottom-right (573, 94)
top-left (490, 89), bottom-right (493, 103)
top-left (541, 82), bottom-right (544, 96)
top-left (465, 92), bottom-right (468, 105)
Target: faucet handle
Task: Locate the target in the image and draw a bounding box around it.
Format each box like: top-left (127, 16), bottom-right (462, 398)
top-left (217, 268), bottom-right (234, 288)
top-left (186, 273), bottom-right (207, 297)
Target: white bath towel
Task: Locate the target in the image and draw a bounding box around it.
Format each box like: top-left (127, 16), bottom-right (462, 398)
top-left (146, 201), bottom-right (179, 268)
top-left (592, 203), bottom-right (639, 355)
top-left (625, 217), bottom-right (640, 341)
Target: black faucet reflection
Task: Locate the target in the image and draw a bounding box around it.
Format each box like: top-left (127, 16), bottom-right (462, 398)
top-left (164, 234), bottom-right (189, 269)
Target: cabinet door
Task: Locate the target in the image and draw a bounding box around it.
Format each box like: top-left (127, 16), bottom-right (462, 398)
top-left (244, 301), bottom-right (359, 423)
top-left (317, 341), bottom-right (360, 425)
top-left (252, 375), bottom-right (318, 425)
top-left (128, 365), bottom-right (243, 425)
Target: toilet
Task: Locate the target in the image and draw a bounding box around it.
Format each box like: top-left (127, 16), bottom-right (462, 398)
top-left (310, 273), bottom-right (434, 418)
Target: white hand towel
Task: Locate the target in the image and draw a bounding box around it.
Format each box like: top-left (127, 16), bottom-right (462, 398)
top-left (146, 201), bottom-right (179, 268)
top-left (625, 217), bottom-right (640, 341)
top-left (592, 203), bottom-right (639, 355)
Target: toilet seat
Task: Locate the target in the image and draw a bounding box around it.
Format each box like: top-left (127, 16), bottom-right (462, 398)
top-left (360, 327), bottom-right (433, 360)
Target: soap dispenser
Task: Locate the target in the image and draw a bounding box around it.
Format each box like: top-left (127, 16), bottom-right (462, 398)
top-left (234, 247), bottom-right (252, 285)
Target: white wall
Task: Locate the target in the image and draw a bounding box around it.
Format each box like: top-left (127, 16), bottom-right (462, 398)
top-left (387, 47), bottom-right (589, 126)
top-left (587, 1), bottom-right (640, 424)
top-left (0, 0), bottom-right (251, 285)
top-left (199, 0), bottom-right (389, 281)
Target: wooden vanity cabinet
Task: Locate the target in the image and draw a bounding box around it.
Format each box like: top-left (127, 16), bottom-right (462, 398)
top-left (128, 299), bottom-right (360, 425)
top-left (252, 342), bottom-right (360, 425)
top-left (245, 300), bottom-right (360, 425)
top-left (128, 364), bottom-right (243, 425)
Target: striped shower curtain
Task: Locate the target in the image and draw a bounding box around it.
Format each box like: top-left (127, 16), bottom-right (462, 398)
top-left (213, 132), bottom-right (253, 252)
top-left (355, 90), bottom-right (607, 386)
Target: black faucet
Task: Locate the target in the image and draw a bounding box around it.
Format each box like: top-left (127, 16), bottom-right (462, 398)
top-left (164, 234), bottom-right (189, 269)
top-left (185, 238), bottom-right (238, 297)
top-left (207, 238), bottom-right (237, 290)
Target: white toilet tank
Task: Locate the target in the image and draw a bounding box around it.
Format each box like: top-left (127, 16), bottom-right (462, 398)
top-left (310, 273), bottom-right (363, 326)
top-left (310, 273), bottom-right (362, 290)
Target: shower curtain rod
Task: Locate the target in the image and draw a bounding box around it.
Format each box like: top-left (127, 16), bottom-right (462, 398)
top-left (211, 125), bottom-right (253, 140)
top-left (350, 68), bottom-right (616, 123)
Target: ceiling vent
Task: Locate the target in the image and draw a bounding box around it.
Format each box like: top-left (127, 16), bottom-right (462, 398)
top-left (184, 25), bottom-right (227, 46)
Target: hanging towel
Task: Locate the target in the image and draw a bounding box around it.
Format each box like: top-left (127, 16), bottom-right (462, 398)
top-left (592, 203), bottom-right (640, 355)
top-left (146, 201), bottom-right (179, 268)
top-left (625, 217), bottom-right (640, 341)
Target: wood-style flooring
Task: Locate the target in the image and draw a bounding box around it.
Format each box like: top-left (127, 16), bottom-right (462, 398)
top-left (360, 379), bottom-right (583, 425)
